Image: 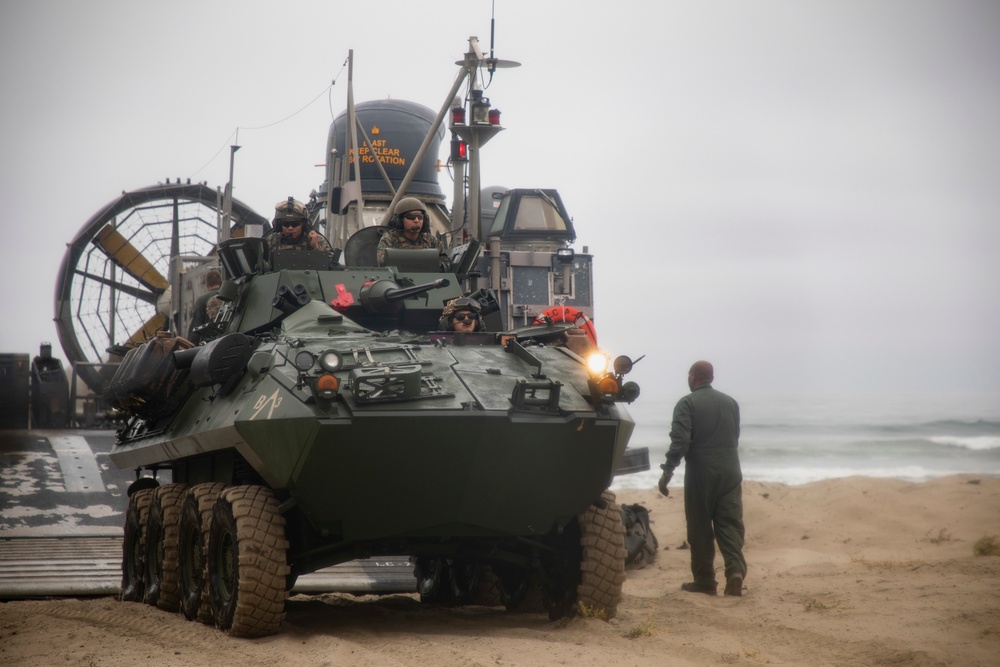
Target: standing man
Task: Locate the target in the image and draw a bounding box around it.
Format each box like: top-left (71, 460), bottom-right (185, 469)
top-left (376, 197), bottom-right (449, 270)
top-left (658, 360), bottom-right (747, 597)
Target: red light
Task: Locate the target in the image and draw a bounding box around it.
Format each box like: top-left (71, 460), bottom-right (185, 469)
top-left (488, 108), bottom-right (501, 125)
top-left (450, 138), bottom-right (468, 162)
top-left (451, 107), bottom-right (466, 125)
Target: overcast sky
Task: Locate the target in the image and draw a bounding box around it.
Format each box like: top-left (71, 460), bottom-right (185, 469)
top-left (2, 0), bottom-right (998, 406)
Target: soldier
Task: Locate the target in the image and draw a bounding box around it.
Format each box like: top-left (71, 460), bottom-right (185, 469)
top-left (376, 197), bottom-right (449, 270)
top-left (439, 297), bottom-right (484, 332)
top-left (188, 268), bottom-right (222, 343)
top-left (268, 197), bottom-right (333, 253)
top-left (658, 360), bottom-right (747, 597)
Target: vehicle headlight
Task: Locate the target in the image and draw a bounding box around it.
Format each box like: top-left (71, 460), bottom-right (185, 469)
top-left (319, 349), bottom-right (343, 372)
top-left (586, 351), bottom-right (609, 376)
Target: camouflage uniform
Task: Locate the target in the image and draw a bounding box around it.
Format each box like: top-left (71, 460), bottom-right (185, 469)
top-left (376, 229), bottom-right (448, 268)
top-left (268, 196), bottom-right (334, 254)
top-left (267, 230), bottom-right (334, 253)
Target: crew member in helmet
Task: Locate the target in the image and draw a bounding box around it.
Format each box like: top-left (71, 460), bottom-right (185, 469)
top-left (439, 297), bottom-right (485, 332)
top-left (376, 196), bottom-right (449, 270)
top-left (268, 197), bottom-right (333, 253)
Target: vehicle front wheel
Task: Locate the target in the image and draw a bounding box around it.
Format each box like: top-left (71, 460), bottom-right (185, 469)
top-left (208, 485), bottom-right (288, 637)
top-left (543, 490), bottom-right (627, 620)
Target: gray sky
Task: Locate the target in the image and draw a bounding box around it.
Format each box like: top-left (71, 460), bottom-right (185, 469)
top-left (2, 0), bottom-right (998, 404)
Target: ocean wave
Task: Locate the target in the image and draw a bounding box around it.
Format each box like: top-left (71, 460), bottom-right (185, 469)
top-left (610, 465), bottom-right (1000, 490)
top-left (928, 435), bottom-right (1000, 451)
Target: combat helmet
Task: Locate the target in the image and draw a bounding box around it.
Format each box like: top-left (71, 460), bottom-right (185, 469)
top-left (274, 196), bottom-right (311, 232)
top-left (439, 296), bottom-right (484, 331)
top-left (389, 196), bottom-right (429, 233)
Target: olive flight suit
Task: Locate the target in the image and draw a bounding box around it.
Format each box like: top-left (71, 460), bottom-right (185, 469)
top-left (665, 385), bottom-right (747, 588)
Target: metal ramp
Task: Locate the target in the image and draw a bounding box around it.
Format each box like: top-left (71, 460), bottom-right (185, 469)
top-left (0, 534), bottom-right (416, 599)
top-left (0, 430), bottom-right (415, 599)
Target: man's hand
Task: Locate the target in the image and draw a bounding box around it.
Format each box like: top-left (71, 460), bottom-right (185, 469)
top-left (308, 230), bottom-right (321, 250)
top-left (658, 466), bottom-right (674, 497)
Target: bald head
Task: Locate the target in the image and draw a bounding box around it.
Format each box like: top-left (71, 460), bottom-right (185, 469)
top-left (688, 360), bottom-right (714, 390)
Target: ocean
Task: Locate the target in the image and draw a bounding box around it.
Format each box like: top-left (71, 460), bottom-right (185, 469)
top-left (612, 390), bottom-right (1000, 490)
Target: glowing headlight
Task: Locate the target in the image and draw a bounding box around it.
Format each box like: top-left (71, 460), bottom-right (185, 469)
top-left (319, 349), bottom-right (343, 372)
top-left (586, 351), bottom-right (609, 375)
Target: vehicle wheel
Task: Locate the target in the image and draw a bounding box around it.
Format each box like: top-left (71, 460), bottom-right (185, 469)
top-left (448, 560), bottom-right (481, 603)
top-left (463, 564), bottom-right (505, 607)
top-left (414, 557), bottom-right (451, 604)
top-left (544, 490), bottom-right (626, 620)
top-left (143, 483), bottom-right (188, 611)
top-left (209, 485), bottom-right (288, 637)
top-left (179, 483), bottom-right (228, 623)
top-left (120, 488), bottom-right (153, 602)
top-left (492, 564), bottom-right (545, 612)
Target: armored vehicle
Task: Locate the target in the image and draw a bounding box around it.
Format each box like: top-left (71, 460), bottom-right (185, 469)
top-left (108, 237), bottom-right (640, 636)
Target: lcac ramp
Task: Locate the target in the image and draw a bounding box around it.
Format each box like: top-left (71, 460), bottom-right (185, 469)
top-left (0, 429), bottom-right (415, 599)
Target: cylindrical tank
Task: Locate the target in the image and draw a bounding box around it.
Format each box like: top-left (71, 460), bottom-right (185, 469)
top-left (325, 100), bottom-right (445, 199)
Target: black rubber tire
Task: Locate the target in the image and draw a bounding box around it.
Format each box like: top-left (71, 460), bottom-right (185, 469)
top-left (448, 560), bottom-right (481, 603)
top-left (414, 557), bottom-right (451, 604)
top-left (574, 490), bottom-right (627, 619)
top-left (492, 564), bottom-right (545, 613)
top-left (543, 490), bottom-right (627, 620)
top-left (208, 486), bottom-right (288, 638)
top-left (143, 483), bottom-right (188, 611)
top-left (464, 564), bottom-right (505, 608)
top-left (120, 488), bottom-right (153, 602)
top-left (179, 483), bottom-right (228, 623)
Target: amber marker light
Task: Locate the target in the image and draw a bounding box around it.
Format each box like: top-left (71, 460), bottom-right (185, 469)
top-left (315, 373), bottom-right (339, 399)
top-left (597, 376), bottom-right (620, 395)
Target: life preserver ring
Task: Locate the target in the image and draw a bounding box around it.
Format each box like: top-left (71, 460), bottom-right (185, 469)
top-left (533, 306), bottom-right (598, 346)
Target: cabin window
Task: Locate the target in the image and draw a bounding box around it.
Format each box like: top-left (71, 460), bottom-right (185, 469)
top-left (512, 196), bottom-right (568, 232)
top-left (488, 194), bottom-right (570, 236)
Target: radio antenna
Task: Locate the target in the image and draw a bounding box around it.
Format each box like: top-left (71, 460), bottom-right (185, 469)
top-left (490, 0), bottom-right (496, 60)
top-left (486, 0), bottom-right (498, 86)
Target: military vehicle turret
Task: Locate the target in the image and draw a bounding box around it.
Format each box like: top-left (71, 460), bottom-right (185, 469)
top-left (108, 236), bottom-right (640, 636)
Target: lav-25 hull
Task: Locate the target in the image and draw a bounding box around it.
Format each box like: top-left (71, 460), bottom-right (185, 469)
top-left (108, 238), bottom-right (641, 637)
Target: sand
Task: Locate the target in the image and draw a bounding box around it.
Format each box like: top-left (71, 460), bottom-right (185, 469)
top-left (1, 474), bottom-right (998, 667)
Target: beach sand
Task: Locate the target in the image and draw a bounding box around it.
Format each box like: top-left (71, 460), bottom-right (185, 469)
top-left (1, 474), bottom-right (998, 666)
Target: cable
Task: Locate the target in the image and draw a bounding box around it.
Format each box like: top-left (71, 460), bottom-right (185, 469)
top-left (189, 128), bottom-right (239, 179)
top-left (239, 82), bottom-right (333, 131)
top-left (189, 56), bottom-right (349, 180)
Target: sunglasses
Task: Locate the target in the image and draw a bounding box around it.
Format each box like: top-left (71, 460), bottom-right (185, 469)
top-left (451, 313), bottom-right (476, 322)
top-left (281, 220), bottom-right (303, 228)
top-left (402, 213), bottom-right (425, 221)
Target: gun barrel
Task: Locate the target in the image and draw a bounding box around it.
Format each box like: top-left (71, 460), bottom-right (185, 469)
top-left (383, 278), bottom-right (450, 302)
